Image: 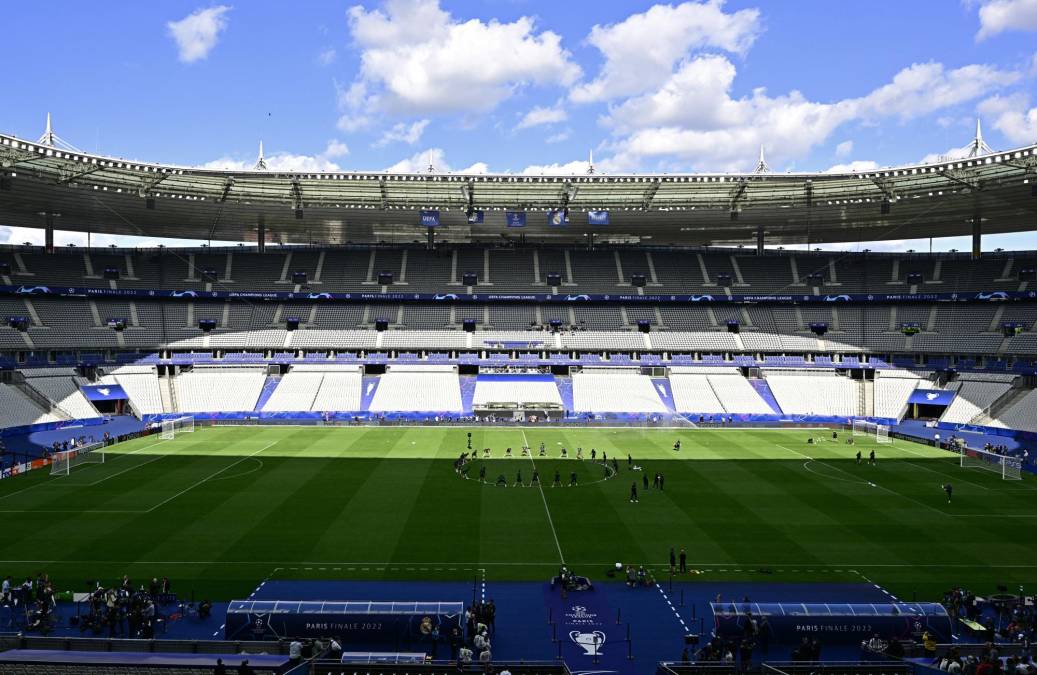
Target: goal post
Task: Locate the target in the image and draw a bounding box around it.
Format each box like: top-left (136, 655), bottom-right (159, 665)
top-left (961, 447), bottom-right (1023, 480)
top-left (49, 442), bottom-right (105, 476)
top-left (161, 416), bottom-right (195, 440)
top-left (852, 419), bottom-right (892, 444)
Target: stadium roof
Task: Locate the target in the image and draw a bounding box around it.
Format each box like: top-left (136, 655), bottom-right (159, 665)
top-left (1, 129), bottom-right (1035, 246)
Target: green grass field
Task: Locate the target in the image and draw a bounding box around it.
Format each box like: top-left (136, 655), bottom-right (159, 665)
top-left (1, 425), bottom-right (1034, 601)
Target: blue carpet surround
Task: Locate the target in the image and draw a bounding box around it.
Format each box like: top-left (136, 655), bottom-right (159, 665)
top-left (7, 577), bottom-right (959, 673)
top-left (238, 578), bottom-right (897, 675)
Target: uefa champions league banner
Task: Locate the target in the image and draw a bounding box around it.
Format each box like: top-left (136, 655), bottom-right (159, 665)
top-left (3, 284), bottom-right (1034, 305)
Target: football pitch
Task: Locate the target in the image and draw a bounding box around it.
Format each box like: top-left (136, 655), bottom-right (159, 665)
top-left (0, 425), bottom-right (1034, 601)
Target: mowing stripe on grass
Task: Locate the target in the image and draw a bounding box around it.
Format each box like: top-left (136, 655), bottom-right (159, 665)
top-left (522, 429), bottom-right (565, 565)
top-left (144, 440), bottom-right (279, 513)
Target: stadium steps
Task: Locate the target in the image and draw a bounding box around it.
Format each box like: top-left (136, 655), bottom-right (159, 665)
top-left (861, 378), bottom-right (875, 417)
top-left (749, 379), bottom-right (783, 414)
top-left (160, 376), bottom-right (177, 414)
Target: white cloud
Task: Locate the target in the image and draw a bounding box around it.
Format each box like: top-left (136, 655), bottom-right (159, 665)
top-left (835, 140), bottom-right (853, 157)
top-left (341, 0), bottom-right (580, 121)
top-left (375, 119), bottom-right (430, 146)
top-left (323, 139), bottom-right (350, 158)
top-left (317, 48), bottom-right (337, 66)
top-left (545, 130), bottom-right (571, 144)
top-left (201, 140), bottom-right (349, 172)
top-left (167, 5), bottom-right (231, 63)
top-left (599, 55), bottom-right (1019, 171)
top-left (521, 160), bottom-right (592, 175)
top-left (976, 0), bottom-right (1037, 40)
top-left (979, 93), bottom-right (1037, 145)
top-left (824, 160), bottom-right (880, 173)
top-left (571, 0), bottom-right (761, 103)
top-left (918, 145), bottom-right (973, 165)
top-left (855, 62), bottom-right (1019, 120)
top-left (516, 105), bottom-right (567, 130)
top-left (382, 148), bottom-right (483, 173)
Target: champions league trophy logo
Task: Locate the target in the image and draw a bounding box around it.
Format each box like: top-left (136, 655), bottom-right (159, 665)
top-left (570, 630), bottom-right (606, 655)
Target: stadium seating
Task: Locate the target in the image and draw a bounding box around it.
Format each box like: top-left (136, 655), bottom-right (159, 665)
top-left (873, 370), bottom-right (921, 420)
top-left (263, 365), bottom-right (362, 412)
top-left (764, 370), bottom-right (862, 417)
top-left (472, 375), bottom-right (563, 407)
top-left (172, 366), bottom-right (267, 413)
top-left (368, 365), bottom-right (463, 412)
top-left (19, 369), bottom-right (100, 420)
top-left (572, 369), bottom-right (668, 413)
top-left (104, 366), bottom-right (165, 416)
top-left (0, 383), bottom-right (60, 428)
top-left (940, 376), bottom-right (1016, 424)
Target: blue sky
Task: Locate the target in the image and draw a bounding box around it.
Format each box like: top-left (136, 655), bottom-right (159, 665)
top-left (1, 0), bottom-right (1036, 250)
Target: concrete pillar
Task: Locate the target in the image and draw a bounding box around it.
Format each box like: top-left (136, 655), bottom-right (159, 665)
top-left (756, 225), bottom-right (764, 255)
top-left (257, 214), bottom-right (266, 253)
top-left (971, 212), bottom-right (982, 260)
top-left (45, 213), bottom-right (55, 253)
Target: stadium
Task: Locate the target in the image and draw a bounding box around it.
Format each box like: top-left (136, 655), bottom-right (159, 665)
top-left (2, 4), bottom-right (1037, 673)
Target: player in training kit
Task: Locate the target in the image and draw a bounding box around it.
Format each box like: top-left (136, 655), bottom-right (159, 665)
top-left (856, 450), bottom-right (862, 465)
top-left (869, 449), bottom-right (876, 465)
top-left (569, 471), bottom-right (578, 487)
top-left (531, 469), bottom-right (540, 485)
top-left (630, 482), bottom-right (639, 503)
top-left (479, 465), bottom-right (487, 482)
top-left (539, 442), bottom-right (546, 457)
top-left (943, 483), bottom-right (953, 503)
top-left (674, 440), bottom-right (681, 452)
top-left (515, 470), bottom-right (523, 487)
top-left (553, 469), bottom-right (561, 487)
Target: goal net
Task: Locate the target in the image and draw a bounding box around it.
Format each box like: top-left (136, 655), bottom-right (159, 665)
top-left (852, 420), bottom-right (892, 443)
top-left (50, 442), bottom-right (105, 476)
top-left (961, 447), bottom-right (1023, 480)
top-left (161, 416), bottom-right (196, 440)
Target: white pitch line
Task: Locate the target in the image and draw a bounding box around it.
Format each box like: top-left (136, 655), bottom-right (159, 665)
top-left (144, 440), bottom-right (279, 513)
top-left (778, 444), bottom-right (951, 518)
top-left (522, 429), bottom-right (565, 565)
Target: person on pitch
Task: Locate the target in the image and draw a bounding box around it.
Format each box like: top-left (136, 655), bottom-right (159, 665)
top-left (869, 449), bottom-right (876, 465)
top-left (479, 465), bottom-right (487, 482)
top-left (553, 469), bottom-right (561, 487)
top-left (630, 482), bottom-right (639, 503)
top-left (674, 439), bottom-right (681, 452)
top-left (943, 483), bottom-right (953, 503)
top-left (569, 471), bottom-right (578, 487)
top-left (856, 450), bottom-right (862, 465)
top-left (505, 447), bottom-right (513, 458)
top-left (531, 469), bottom-right (540, 485)
top-left (539, 442), bottom-right (546, 456)
top-left (515, 470), bottom-right (523, 487)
